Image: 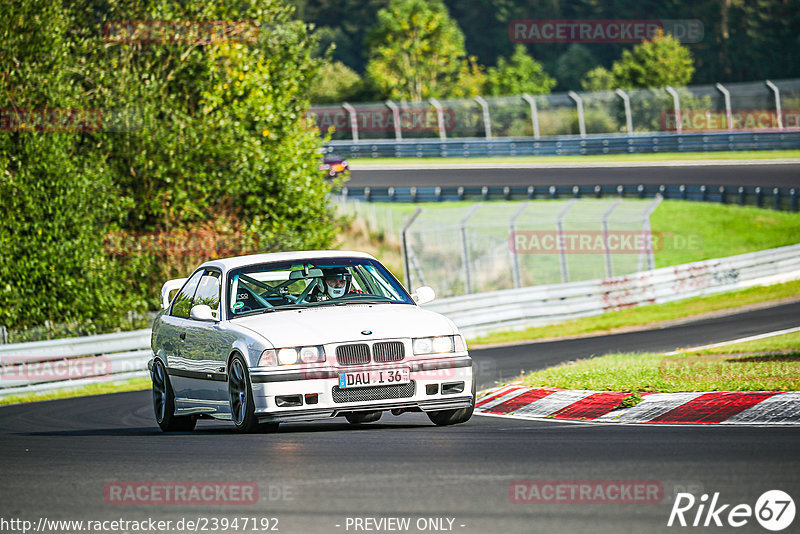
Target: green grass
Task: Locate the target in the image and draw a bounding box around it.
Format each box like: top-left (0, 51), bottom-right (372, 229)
top-left (468, 280), bottom-right (800, 346)
top-left (0, 377), bottom-right (151, 406)
top-left (522, 331), bottom-right (800, 392)
top-left (350, 150), bottom-right (800, 166)
top-left (652, 201), bottom-right (800, 267)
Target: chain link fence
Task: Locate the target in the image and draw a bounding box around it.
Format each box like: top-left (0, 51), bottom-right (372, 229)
top-left (337, 198), bottom-right (662, 298)
top-left (310, 79), bottom-right (800, 141)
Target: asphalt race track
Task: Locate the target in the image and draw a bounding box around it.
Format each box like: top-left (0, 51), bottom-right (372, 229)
top-left (349, 162), bottom-right (800, 188)
top-left (2, 303), bottom-right (799, 534)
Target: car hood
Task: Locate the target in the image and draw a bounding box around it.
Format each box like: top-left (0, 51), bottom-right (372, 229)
top-left (232, 304), bottom-right (457, 348)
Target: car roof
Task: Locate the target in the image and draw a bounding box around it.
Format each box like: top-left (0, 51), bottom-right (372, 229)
top-left (199, 250), bottom-right (377, 272)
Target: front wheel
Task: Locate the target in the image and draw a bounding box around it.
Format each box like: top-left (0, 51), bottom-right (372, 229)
top-left (228, 356), bottom-right (279, 433)
top-left (427, 380), bottom-right (476, 426)
top-left (152, 360), bottom-right (197, 432)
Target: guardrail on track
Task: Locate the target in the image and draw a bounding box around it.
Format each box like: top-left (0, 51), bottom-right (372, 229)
top-left (0, 329), bottom-right (151, 400)
top-left (424, 243), bottom-right (800, 338)
top-left (2, 243), bottom-right (799, 398)
top-left (336, 184), bottom-right (799, 211)
top-left (327, 131), bottom-right (800, 159)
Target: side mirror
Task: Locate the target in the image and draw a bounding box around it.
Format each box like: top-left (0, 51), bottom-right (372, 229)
top-left (412, 286), bottom-right (435, 305)
top-left (190, 304), bottom-right (217, 322)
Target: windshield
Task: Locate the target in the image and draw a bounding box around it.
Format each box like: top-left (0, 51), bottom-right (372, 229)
top-left (227, 257), bottom-right (414, 317)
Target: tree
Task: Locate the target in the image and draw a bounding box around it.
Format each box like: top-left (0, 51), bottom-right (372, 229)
top-left (581, 66), bottom-right (615, 91)
top-left (554, 44), bottom-right (596, 91)
top-left (309, 61), bottom-right (362, 103)
top-left (485, 44), bottom-right (555, 96)
top-left (610, 30), bottom-right (695, 89)
top-left (364, 0), bottom-right (477, 101)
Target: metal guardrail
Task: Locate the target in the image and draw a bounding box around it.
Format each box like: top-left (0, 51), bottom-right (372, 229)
top-left (424, 243), bottom-right (800, 337)
top-left (0, 330), bottom-right (151, 400)
top-left (327, 131), bottom-right (800, 158)
top-left (2, 243), bottom-right (799, 398)
top-left (336, 184), bottom-right (799, 211)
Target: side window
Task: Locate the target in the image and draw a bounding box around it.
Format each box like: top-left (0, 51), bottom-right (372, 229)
top-left (170, 270), bottom-right (204, 318)
top-left (193, 271), bottom-right (221, 319)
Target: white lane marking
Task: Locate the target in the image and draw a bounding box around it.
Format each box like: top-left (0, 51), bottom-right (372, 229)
top-left (724, 392), bottom-right (800, 424)
top-left (351, 159), bottom-right (800, 171)
top-left (512, 389), bottom-right (595, 417)
top-left (594, 392), bottom-right (706, 423)
top-left (664, 326), bottom-right (800, 355)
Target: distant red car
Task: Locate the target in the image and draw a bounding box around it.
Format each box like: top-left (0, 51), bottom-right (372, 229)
top-left (320, 153), bottom-right (349, 177)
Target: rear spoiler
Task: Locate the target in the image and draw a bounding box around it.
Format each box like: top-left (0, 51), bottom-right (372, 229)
top-left (160, 278), bottom-right (188, 309)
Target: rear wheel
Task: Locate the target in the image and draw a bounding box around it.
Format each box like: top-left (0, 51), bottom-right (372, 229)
top-left (228, 356), bottom-right (279, 433)
top-left (427, 380), bottom-right (476, 427)
top-left (152, 360), bottom-right (197, 432)
top-left (345, 411), bottom-right (382, 424)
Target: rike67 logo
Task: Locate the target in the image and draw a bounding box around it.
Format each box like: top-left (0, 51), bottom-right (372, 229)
top-left (668, 490), bottom-right (795, 531)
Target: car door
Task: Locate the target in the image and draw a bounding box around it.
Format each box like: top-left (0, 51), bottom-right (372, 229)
top-left (159, 269), bottom-right (204, 403)
top-left (180, 269), bottom-right (230, 407)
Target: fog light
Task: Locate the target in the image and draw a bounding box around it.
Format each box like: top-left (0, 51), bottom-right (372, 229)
top-left (275, 395), bottom-right (303, 407)
top-left (426, 384), bottom-right (439, 395)
top-left (304, 393), bottom-right (319, 405)
top-left (441, 382), bottom-right (464, 395)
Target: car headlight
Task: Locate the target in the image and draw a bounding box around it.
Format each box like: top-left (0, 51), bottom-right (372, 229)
top-left (412, 335), bottom-right (464, 355)
top-left (259, 346), bottom-right (326, 367)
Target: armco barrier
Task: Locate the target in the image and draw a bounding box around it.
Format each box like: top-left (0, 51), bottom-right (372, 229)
top-left (337, 184), bottom-right (799, 211)
top-left (327, 131), bottom-right (800, 159)
top-left (0, 330), bottom-right (151, 400)
top-left (424, 243), bottom-right (800, 337)
top-left (1, 243), bottom-right (799, 398)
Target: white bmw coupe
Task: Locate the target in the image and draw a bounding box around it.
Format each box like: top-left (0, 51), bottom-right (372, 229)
top-left (149, 251), bottom-right (475, 433)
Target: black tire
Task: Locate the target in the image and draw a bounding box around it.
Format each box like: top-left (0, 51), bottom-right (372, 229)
top-left (152, 360), bottom-right (197, 432)
top-left (228, 355), bottom-right (279, 433)
top-left (427, 380), bottom-right (476, 427)
top-left (345, 411), bottom-right (382, 425)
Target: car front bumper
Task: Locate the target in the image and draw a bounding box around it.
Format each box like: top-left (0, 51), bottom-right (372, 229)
top-left (248, 355), bottom-right (474, 423)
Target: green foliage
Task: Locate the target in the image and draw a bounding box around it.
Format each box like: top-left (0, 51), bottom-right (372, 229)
top-left (309, 61), bottom-right (362, 103)
top-left (554, 44), bottom-right (596, 91)
top-left (364, 0), bottom-right (478, 101)
top-left (581, 67), bottom-right (616, 91)
top-left (485, 45), bottom-right (555, 96)
top-left (611, 31), bottom-right (695, 89)
top-left (0, 0), bottom-right (338, 332)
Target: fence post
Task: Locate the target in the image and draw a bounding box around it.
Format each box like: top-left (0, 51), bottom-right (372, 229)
top-left (715, 83), bottom-right (733, 131)
top-left (640, 195), bottom-right (663, 272)
top-left (521, 93), bottom-right (541, 139)
top-left (460, 204), bottom-right (482, 294)
top-left (615, 89), bottom-right (633, 134)
top-left (509, 202), bottom-right (530, 288)
top-left (429, 98), bottom-right (447, 140)
top-left (474, 96), bottom-right (492, 139)
top-left (342, 102), bottom-right (359, 142)
top-left (384, 100), bottom-right (402, 140)
top-left (401, 208), bottom-right (423, 289)
top-left (556, 199), bottom-right (577, 283)
top-left (765, 80), bottom-right (783, 130)
top-left (665, 86), bottom-right (682, 134)
top-left (601, 199), bottom-right (622, 279)
top-left (0, 325), bottom-right (7, 345)
top-left (568, 91), bottom-right (586, 138)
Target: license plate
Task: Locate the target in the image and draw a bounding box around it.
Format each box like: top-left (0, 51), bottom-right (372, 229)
top-left (338, 368), bottom-right (410, 388)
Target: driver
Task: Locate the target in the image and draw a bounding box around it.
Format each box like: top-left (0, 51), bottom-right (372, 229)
top-left (310, 267), bottom-right (362, 301)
